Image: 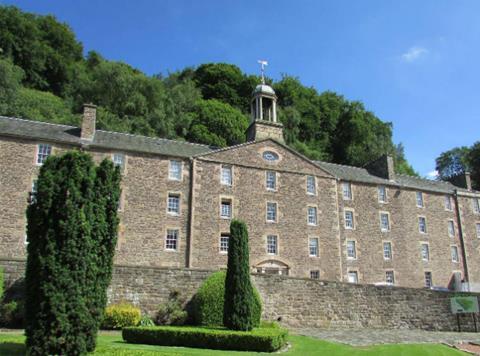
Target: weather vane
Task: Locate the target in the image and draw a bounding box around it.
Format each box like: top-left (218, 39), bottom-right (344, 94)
top-left (257, 60), bottom-right (268, 84)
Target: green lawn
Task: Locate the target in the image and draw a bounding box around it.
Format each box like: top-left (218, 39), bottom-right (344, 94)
top-left (0, 331), bottom-right (466, 355)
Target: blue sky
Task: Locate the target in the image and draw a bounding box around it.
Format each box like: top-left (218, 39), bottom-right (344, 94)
top-left (3, 0), bottom-right (480, 176)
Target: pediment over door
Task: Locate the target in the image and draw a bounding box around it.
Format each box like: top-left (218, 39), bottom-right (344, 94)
top-left (254, 259), bottom-right (289, 276)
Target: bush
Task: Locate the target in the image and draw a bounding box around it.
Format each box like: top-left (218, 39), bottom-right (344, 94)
top-left (156, 290), bottom-right (187, 326)
top-left (0, 300), bottom-right (24, 328)
top-left (0, 268), bottom-right (3, 301)
top-left (102, 303), bottom-right (141, 330)
top-left (122, 325), bottom-right (288, 352)
top-left (192, 270), bottom-right (261, 327)
top-left (139, 315), bottom-right (155, 327)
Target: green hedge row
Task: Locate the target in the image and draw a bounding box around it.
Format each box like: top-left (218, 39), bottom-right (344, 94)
top-left (122, 325), bottom-right (288, 352)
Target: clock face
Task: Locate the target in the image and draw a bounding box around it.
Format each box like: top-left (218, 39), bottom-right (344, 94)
top-left (263, 151), bottom-right (279, 161)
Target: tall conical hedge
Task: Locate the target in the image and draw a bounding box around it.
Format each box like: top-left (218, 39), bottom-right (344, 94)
top-left (223, 220), bottom-right (259, 331)
top-left (25, 151), bottom-right (121, 355)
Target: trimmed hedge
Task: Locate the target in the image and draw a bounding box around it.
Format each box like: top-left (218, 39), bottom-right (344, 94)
top-left (122, 325), bottom-right (288, 352)
top-left (192, 270), bottom-right (261, 327)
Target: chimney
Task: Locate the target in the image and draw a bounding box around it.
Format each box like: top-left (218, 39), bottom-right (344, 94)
top-left (364, 154), bottom-right (396, 181)
top-left (81, 103), bottom-right (96, 141)
top-left (448, 172), bottom-right (472, 191)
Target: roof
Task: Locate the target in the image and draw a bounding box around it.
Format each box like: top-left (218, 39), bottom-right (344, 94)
top-left (0, 116), bottom-right (213, 158)
top-left (254, 84), bottom-right (275, 95)
top-left (315, 160), bottom-right (472, 195)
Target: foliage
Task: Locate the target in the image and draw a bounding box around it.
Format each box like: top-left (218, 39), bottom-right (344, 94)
top-left (156, 290), bottom-right (187, 326)
top-left (139, 315), bottom-right (155, 327)
top-left (0, 300), bottom-right (24, 328)
top-left (0, 267), bottom-right (3, 301)
top-left (435, 142), bottom-right (479, 189)
top-left (192, 270), bottom-right (261, 327)
top-left (122, 325), bottom-right (288, 352)
top-left (102, 303), bottom-right (141, 330)
top-left (224, 220), bottom-right (261, 331)
top-left (468, 141), bottom-right (480, 190)
top-left (24, 151), bottom-right (121, 355)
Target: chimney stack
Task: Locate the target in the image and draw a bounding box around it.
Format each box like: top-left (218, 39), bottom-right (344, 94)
top-left (364, 154), bottom-right (396, 181)
top-left (81, 103), bottom-right (96, 141)
top-left (448, 172), bottom-right (472, 191)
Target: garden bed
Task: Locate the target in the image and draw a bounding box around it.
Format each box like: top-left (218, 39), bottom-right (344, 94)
top-left (122, 325), bottom-right (288, 352)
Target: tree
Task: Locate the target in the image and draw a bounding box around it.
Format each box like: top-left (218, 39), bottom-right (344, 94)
top-left (467, 142), bottom-right (480, 190)
top-left (25, 151), bottom-right (120, 355)
top-left (223, 220), bottom-right (258, 331)
top-left (0, 58), bottom-right (23, 115)
top-left (435, 146), bottom-right (471, 180)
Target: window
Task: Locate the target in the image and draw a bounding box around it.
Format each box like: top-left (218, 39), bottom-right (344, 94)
top-left (378, 186), bottom-right (387, 203)
top-left (113, 153), bottom-right (124, 168)
top-left (451, 246), bottom-right (459, 263)
top-left (344, 210), bottom-right (354, 229)
top-left (221, 165), bottom-right (232, 186)
top-left (307, 176), bottom-right (316, 195)
top-left (267, 235), bottom-right (278, 255)
top-left (24, 234), bottom-right (28, 245)
top-left (310, 270), bottom-right (320, 279)
top-left (342, 182), bottom-right (352, 200)
top-left (445, 195), bottom-right (453, 211)
top-left (448, 220), bottom-right (455, 237)
top-left (167, 194), bottom-right (180, 215)
top-left (474, 198), bottom-right (480, 214)
top-left (36, 144), bottom-right (51, 165)
top-left (220, 234), bottom-right (229, 253)
top-left (165, 229), bottom-right (178, 250)
top-left (424, 272), bottom-right (432, 288)
top-left (385, 271), bottom-right (395, 285)
top-left (476, 223), bottom-right (480, 238)
top-left (169, 160), bottom-right (182, 180)
top-left (383, 242), bottom-right (392, 260)
top-left (421, 244), bottom-right (429, 261)
top-left (347, 271), bottom-right (358, 283)
top-left (29, 179), bottom-right (38, 205)
top-left (266, 202), bottom-right (277, 222)
top-left (266, 171), bottom-right (276, 190)
top-left (220, 199), bottom-right (232, 219)
top-left (416, 191), bottom-right (424, 207)
top-left (346, 240), bottom-right (356, 259)
top-left (380, 212), bottom-right (390, 232)
top-left (309, 238), bottom-right (319, 257)
top-left (307, 207), bottom-right (317, 225)
top-left (418, 217), bottom-right (427, 234)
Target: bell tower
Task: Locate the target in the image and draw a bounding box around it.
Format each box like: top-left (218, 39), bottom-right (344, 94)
top-left (246, 60), bottom-right (284, 143)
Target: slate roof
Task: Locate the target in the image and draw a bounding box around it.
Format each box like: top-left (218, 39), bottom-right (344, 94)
top-left (0, 116), bottom-right (213, 158)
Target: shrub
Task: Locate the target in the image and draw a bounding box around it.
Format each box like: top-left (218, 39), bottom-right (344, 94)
top-left (102, 303), bottom-right (141, 330)
top-left (156, 290), bottom-right (187, 326)
top-left (224, 220), bottom-right (259, 331)
top-left (122, 325), bottom-right (288, 352)
top-left (192, 270), bottom-right (261, 327)
top-left (139, 315), bottom-right (155, 327)
top-left (0, 300), bottom-right (24, 328)
top-left (0, 268), bottom-right (3, 301)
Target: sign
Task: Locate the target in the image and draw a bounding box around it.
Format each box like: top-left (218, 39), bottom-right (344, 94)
top-left (451, 296), bottom-right (479, 314)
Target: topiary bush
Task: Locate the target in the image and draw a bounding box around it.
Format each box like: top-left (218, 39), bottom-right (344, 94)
top-left (192, 270), bottom-right (261, 327)
top-left (156, 290), bottom-right (187, 326)
top-left (101, 303), bottom-right (141, 330)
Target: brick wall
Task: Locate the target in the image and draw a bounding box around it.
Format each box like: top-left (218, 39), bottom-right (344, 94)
top-left (2, 259), bottom-right (478, 332)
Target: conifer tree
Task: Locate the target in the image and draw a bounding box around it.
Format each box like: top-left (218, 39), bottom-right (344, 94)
top-left (223, 219), bottom-right (257, 331)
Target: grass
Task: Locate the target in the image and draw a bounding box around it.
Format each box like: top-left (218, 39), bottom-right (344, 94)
top-left (0, 330), bottom-right (467, 355)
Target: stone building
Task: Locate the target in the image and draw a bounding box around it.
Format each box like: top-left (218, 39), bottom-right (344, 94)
top-left (1, 83), bottom-right (480, 290)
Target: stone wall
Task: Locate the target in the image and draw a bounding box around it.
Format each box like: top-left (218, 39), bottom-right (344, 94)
top-left (2, 259), bottom-right (479, 332)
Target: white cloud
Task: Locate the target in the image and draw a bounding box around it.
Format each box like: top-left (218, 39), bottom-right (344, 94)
top-left (401, 46), bottom-right (428, 62)
top-left (426, 170), bottom-right (439, 179)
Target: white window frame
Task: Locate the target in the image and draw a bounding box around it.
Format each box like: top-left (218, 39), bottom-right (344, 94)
top-left (267, 235), bottom-right (278, 255)
top-left (378, 186), bottom-right (387, 203)
top-left (383, 242), bottom-right (392, 260)
top-left (474, 198), bottom-right (480, 214)
top-left (451, 245), bottom-right (459, 263)
top-left (447, 220), bottom-right (455, 237)
top-left (380, 212), bottom-right (390, 232)
top-left (219, 234), bottom-right (229, 254)
top-left (424, 271), bottom-right (433, 288)
top-left (221, 165), bottom-right (233, 186)
top-left (306, 176), bottom-right (316, 195)
top-left (220, 199), bottom-right (232, 219)
top-left (29, 179), bottom-right (38, 205)
top-left (416, 191), bottom-right (424, 208)
top-left (266, 171), bottom-right (277, 191)
top-left (342, 182), bottom-right (352, 200)
top-left (418, 216), bottom-right (427, 234)
top-left (36, 143), bottom-right (52, 165)
top-left (476, 223), bottom-right (480, 239)
top-left (385, 270), bottom-right (395, 285)
top-left (421, 243), bottom-right (430, 262)
top-left (165, 229), bottom-right (179, 251)
top-left (307, 206), bottom-right (318, 226)
top-left (445, 195), bottom-right (453, 211)
top-left (346, 240), bottom-right (356, 260)
top-left (347, 271), bottom-right (358, 283)
top-left (112, 153), bottom-right (125, 168)
top-left (344, 209), bottom-right (354, 229)
top-left (167, 193), bottom-right (180, 215)
top-left (310, 270), bottom-right (320, 279)
top-left (169, 160), bottom-right (183, 181)
top-left (309, 237), bottom-right (319, 257)
top-left (266, 202), bottom-right (277, 222)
